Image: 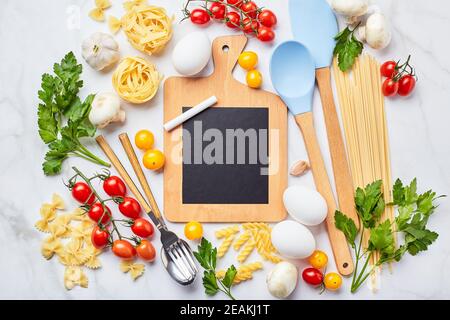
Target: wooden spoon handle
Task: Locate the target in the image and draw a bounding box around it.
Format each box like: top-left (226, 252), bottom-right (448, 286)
top-left (316, 67), bottom-right (359, 229)
top-left (95, 135), bottom-right (152, 213)
top-left (118, 133), bottom-right (162, 219)
top-left (295, 112), bottom-right (354, 276)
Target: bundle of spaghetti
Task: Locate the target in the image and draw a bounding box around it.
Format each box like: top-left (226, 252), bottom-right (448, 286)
top-left (215, 225), bottom-right (240, 239)
top-left (216, 262), bottom-right (263, 284)
top-left (333, 54), bottom-right (394, 289)
top-left (217, 234), bottom-right (235, 258)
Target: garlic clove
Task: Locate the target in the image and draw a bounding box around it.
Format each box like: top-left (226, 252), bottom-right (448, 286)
top-left (89, 92), bottom-right (125, 129)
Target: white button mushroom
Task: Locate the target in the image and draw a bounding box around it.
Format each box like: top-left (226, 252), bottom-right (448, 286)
top-left (89, 93), bottom-right (126, 129)
top-left (331, 0), bottom-right (369, 24)
top-left (266, 262), bottom-right (298, 299)
top-left (357, 12), bottom-right (391, 50)
top-left (82, 32), bottom-right (120, 71)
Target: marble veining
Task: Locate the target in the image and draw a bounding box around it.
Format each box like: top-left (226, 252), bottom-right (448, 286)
top-left (0, 0), bottom-right (449, 300)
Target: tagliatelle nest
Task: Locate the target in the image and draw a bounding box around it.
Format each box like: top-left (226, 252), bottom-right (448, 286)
top-left (112, 56), bottom-right (162, 104)
top-left (121, 3), bottom-right (173, 55)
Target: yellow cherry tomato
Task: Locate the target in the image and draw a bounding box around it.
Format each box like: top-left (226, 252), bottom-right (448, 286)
top-left (308, 250), bottom-right (329, 269)
top-left (246, 70), bottom-right (263, 89)
top-left (323, 272), bottom-right (342, 291)
top-left (238, 51), bottom-right (258, 71)
top-left (184, 221), bottom-right (203, 240)
top-left (143, 149), bottom-right (165, 171)
top-left (135, 130), bottom-right (155, 150)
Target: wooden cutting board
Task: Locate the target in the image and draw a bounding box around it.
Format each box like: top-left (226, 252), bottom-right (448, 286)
top-left (163, 35), bottom-right (287, 223)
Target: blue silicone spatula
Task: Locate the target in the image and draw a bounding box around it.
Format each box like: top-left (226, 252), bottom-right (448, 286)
top-left (290, 0), bottom-right (360, 232)
top-left (270, 41), bottom-right (354, 276)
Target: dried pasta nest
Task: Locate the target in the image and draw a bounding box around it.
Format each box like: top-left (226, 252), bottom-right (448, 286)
top-left (121, 4), bottom-right (173, 55)
top-left (112, 56), bottom-right (161, 104)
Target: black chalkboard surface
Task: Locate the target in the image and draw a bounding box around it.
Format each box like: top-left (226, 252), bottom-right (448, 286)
top-left (182, 107), bottom-right (269, 204)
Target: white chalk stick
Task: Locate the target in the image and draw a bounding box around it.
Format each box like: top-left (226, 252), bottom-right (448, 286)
top-left (163, 96), bottom-right (218, 132)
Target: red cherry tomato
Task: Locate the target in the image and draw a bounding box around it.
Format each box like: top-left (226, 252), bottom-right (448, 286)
top-left (131, 218), bottom-right (155, 238)
top-left (227, 0), bottom-right (243, 8)
top-left (258, 9), bottom-right (277, 27)
top-left (241, 1), bottom-right (258, 19)
top-left (380, 60), bottom-right (397, 78)
top-left (119, 197), bottom-right (141, 219)
top-left (103, 176), bottom-right (126, 197)
top-left (226, 11), bottom-right (241, 28)
top-left (242, 18), bottom-right (259, 34)
top-left (190, 8), bottom-right (211, 25)
top-left (257, 26), bottom-right (275, 42)
top-left (91, 226), bottom-right (109, 249)
top-left (136, 240), bottom-right (156, 262)
top-left (112, 240), bottom-right (136, 260)
top-left (210, 2), bottom-right (226, 20)
top-left (72, 182), bottom-right (95, 205)
top-left (382, 78), bottom-right (399, 97)
top-left (88, 203), bottom-right (111, 224)
top-left (397, 74), bottom-right (416, 96)
top-left (302, 267), bottom-right (324, 286)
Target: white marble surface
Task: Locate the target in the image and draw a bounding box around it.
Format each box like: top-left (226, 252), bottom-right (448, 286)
top-left (0, 0), bottom-right (449, 300)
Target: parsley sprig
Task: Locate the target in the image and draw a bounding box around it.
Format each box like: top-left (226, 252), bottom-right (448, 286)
top-left (194, 238), bottom-right (237, 300)
top-left (335, 178), bottom-right (443, 293)
top-left (38, 52), bottom-right (110, 175)
top-left (333, 24), bottom-right (364, 72)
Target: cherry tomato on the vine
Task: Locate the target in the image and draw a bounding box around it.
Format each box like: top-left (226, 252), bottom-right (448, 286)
top-left (131, 218), bottom-right (154, 238)
top-left (112, 240), bottom-right (136, 260)
top-left (242, 18), bottom-right (259, 34)
top-left (119, 197), bottom-right (141, 219)
top-left (241, 1), bottom-right (258, 19)
top-left (397, 74), bottom-right (416, 97)
top-left (258, 9), bottom-right (277, 28)
top-left (238, 51), bottom-right (258, 71)
top-left (226, 11), bottom-right (241, 28)
top-left (72, 182), bottom-right (96, 205)
top-left (227, 0), bottom-right (243, 8)
top-left (103, 176), bottom-right (126, 197)
top-left (323, 272), bottom-right (342, 291)
top-left (302, 267), bottom-right (324, 286)
top-left (91, 226), bottom-right (109, 249)
top-left (210, 2), bottom-right (226, 20)
top-left (308, 250), bottom-right (329, 269)
top-left (136, 240), bottom-right (156, 262)
top-left (190, 8), bottom-right (211, 25)
top-left (257, 26), bottom-right (275, 42)
top-left (382, 78), bottom-right (399, 97)
top-left (380, 60), bottom-right (397, 78)
top-left (88, 203), bottom-right (111, 224)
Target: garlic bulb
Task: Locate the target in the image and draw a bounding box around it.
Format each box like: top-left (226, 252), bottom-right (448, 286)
top-left (82, 32), bottom-right (120, 71)
top-left (357, 13), bottom-right (391, 50)
top-left (89, 93), bottom-right (126, 129)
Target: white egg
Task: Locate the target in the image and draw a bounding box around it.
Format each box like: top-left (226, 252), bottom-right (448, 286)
top-left (172, 32), bottom-right (211, 76)
top-left (271, 220), bottom-right (316, 259)
top-left (283, 185), bottom-right (328, 226)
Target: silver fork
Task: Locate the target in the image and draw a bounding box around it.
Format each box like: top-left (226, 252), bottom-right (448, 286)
top-left (148, 213), bottom-right (198, 284)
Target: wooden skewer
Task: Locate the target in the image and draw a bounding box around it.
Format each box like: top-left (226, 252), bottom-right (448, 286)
top-left (118, 133), bottom-right (162, 219)
top-left (95, 135), bottom-right (152, 213)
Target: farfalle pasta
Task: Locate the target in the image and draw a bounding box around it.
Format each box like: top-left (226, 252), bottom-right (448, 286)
top-left (89, 0), bottom-right (112, 22)
top-left (120, 260), bottom-right (145, 280)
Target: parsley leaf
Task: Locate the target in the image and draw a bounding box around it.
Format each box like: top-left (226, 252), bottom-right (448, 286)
top-left (37, 52), bottom-right (109, 175)
top-left (355, 180), bottom-right (385, 228)
top-left (334, 210), bottom-right (358, 247)
top-left (369, 220), bottom-right (395, 257)
top-left (333, 26), bottom-right (364, 72)
top-left (194, 238), bottom-right (236, 300)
